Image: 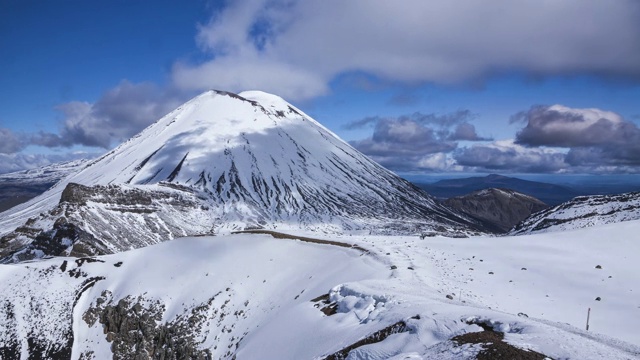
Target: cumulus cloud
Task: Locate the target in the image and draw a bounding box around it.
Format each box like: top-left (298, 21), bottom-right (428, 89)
top-left (34, 81), bottom-right (188, 149)
top-left (172, 0), bottom-right (640, 100)
top-left (370, 152), bottom-right (461, 172)
top-left (350, 104), bottom-right (640, 173)
top-left (351, 118), bottom-right (457, 157)
top-left (347, 111), bottom-right (491, 171)
top-left (515, 104), bottom-right (640, 166)
top-left (345, 110), bottom-right (476, 130)
top-left (0, 128), bottom-right (27, 154)
top-left (448, 123), bottom-right (491, 141)
top-left (454, 140), bottom-right (568, 173)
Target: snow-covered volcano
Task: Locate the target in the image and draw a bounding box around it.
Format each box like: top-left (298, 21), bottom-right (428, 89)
top-left (0, 90), bottom-right (482, 262)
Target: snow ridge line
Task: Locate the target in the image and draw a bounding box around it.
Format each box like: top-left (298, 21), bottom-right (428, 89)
top-left (230, 230), bottom-right (369, 253)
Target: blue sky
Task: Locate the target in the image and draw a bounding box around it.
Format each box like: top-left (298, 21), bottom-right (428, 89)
top-left (1, 0), bottom-right (640, 177)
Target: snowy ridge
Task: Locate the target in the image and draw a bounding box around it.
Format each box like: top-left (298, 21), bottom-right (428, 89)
top-left (0, 183), bottom-right (213, 263)
top-left (511, 191), bottom-right (640, 235)
top-left (0, 159), bottom-right (88, 185)
top-left (0, 90), bottom-right (484, 262)
top-left (0, 223), bottom-right (638, 359)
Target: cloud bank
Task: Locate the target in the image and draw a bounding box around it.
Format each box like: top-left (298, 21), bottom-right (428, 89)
top-left (348, 111), bottom-right (491, 171)
top-left (349, 105), bottom-right (640, 174)
top-left (173, 0), bottom-right (640, 100)
top-left (4, 1), bottom-right (640, 174)
top-left (35, 81), bottom-right (189, 149)
top-left (515, 104), bottom-right (640, 167)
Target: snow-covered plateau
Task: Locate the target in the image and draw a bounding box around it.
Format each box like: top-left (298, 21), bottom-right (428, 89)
top-left (1, 220), bottom-right (638, 359)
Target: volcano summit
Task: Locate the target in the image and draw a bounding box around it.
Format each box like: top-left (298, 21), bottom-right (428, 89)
top-left (0, 90), bottom-right (483, 262)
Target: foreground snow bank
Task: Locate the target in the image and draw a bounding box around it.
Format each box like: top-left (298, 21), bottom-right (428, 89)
top-left (1, 223), bottom-right (639, 359)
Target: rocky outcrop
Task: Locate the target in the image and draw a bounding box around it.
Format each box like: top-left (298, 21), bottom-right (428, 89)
top-left (443, 188), bottom-right (548, 233)
top-left (0, 182), bottom-right (212, 263)
top-left (83, 291), bottom-right (213, 360)
top-left (0, 258), bottom-right (105, 359)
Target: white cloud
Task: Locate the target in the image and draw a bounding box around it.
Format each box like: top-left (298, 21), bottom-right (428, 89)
top-left (454, 139), bottom-right (568, 173)
top-left (173, 58), bottom-right (328, 101)
top-left (515, 104), bottom-right (640, 166)
top-left (172, 0), bottom-right (640, 100)
top-left (416, 153), bottom-right (462, 172)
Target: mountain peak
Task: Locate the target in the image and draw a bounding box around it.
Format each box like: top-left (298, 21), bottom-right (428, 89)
top-left (239, 90), bottom-right (287, 103)
top-left (0, 89), bottom-right (486, 257)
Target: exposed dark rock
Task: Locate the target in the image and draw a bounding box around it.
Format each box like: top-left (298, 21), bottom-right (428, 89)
top-left (321, 317), bottom-right (417, 360)
top-left (84, 291), bottom-right (214, 360)
top-left (167, 152), bottom-right (189, 182)
top-left (1, 182), bottom-right (210, 263)
top-left (1, 217), bottom-right (97, 263)
top-left (454, 319), bottom-right (550, 360)
top-left (311, 293), bottom-right (338, 316)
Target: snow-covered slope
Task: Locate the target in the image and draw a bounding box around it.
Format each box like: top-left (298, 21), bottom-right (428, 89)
top-left (0, 183), bottom-right (213, 262)
top-left (1, 224), bottom-right (638, 359)
top-left (0, 90), bottom-right (483, 262)
top-left (511, 191), bottom-right (640, 235)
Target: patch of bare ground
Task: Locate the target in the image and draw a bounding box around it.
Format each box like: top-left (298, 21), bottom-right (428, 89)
top-left (231, 230), bottom-right (369, 253)
top-left (453, 322), bottom-right (551, 360)
top-left (310, 294), bottom-right (337, 316)
top-left (321, 317), bottom-right (418, 360)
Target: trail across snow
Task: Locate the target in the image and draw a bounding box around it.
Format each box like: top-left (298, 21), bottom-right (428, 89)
top-left (284, 220), bottom-right (640, 359)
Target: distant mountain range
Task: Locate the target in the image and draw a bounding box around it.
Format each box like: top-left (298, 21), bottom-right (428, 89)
top-left (415, 174), bottom-right (580, 206)
top-left (0, 159), bottom-right (89, 212)
top-left (414, 174), bottom-right (640, 207)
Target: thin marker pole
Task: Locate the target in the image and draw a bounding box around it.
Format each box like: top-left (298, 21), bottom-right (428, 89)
top-left (586, 307), bottom-right (591, 331)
